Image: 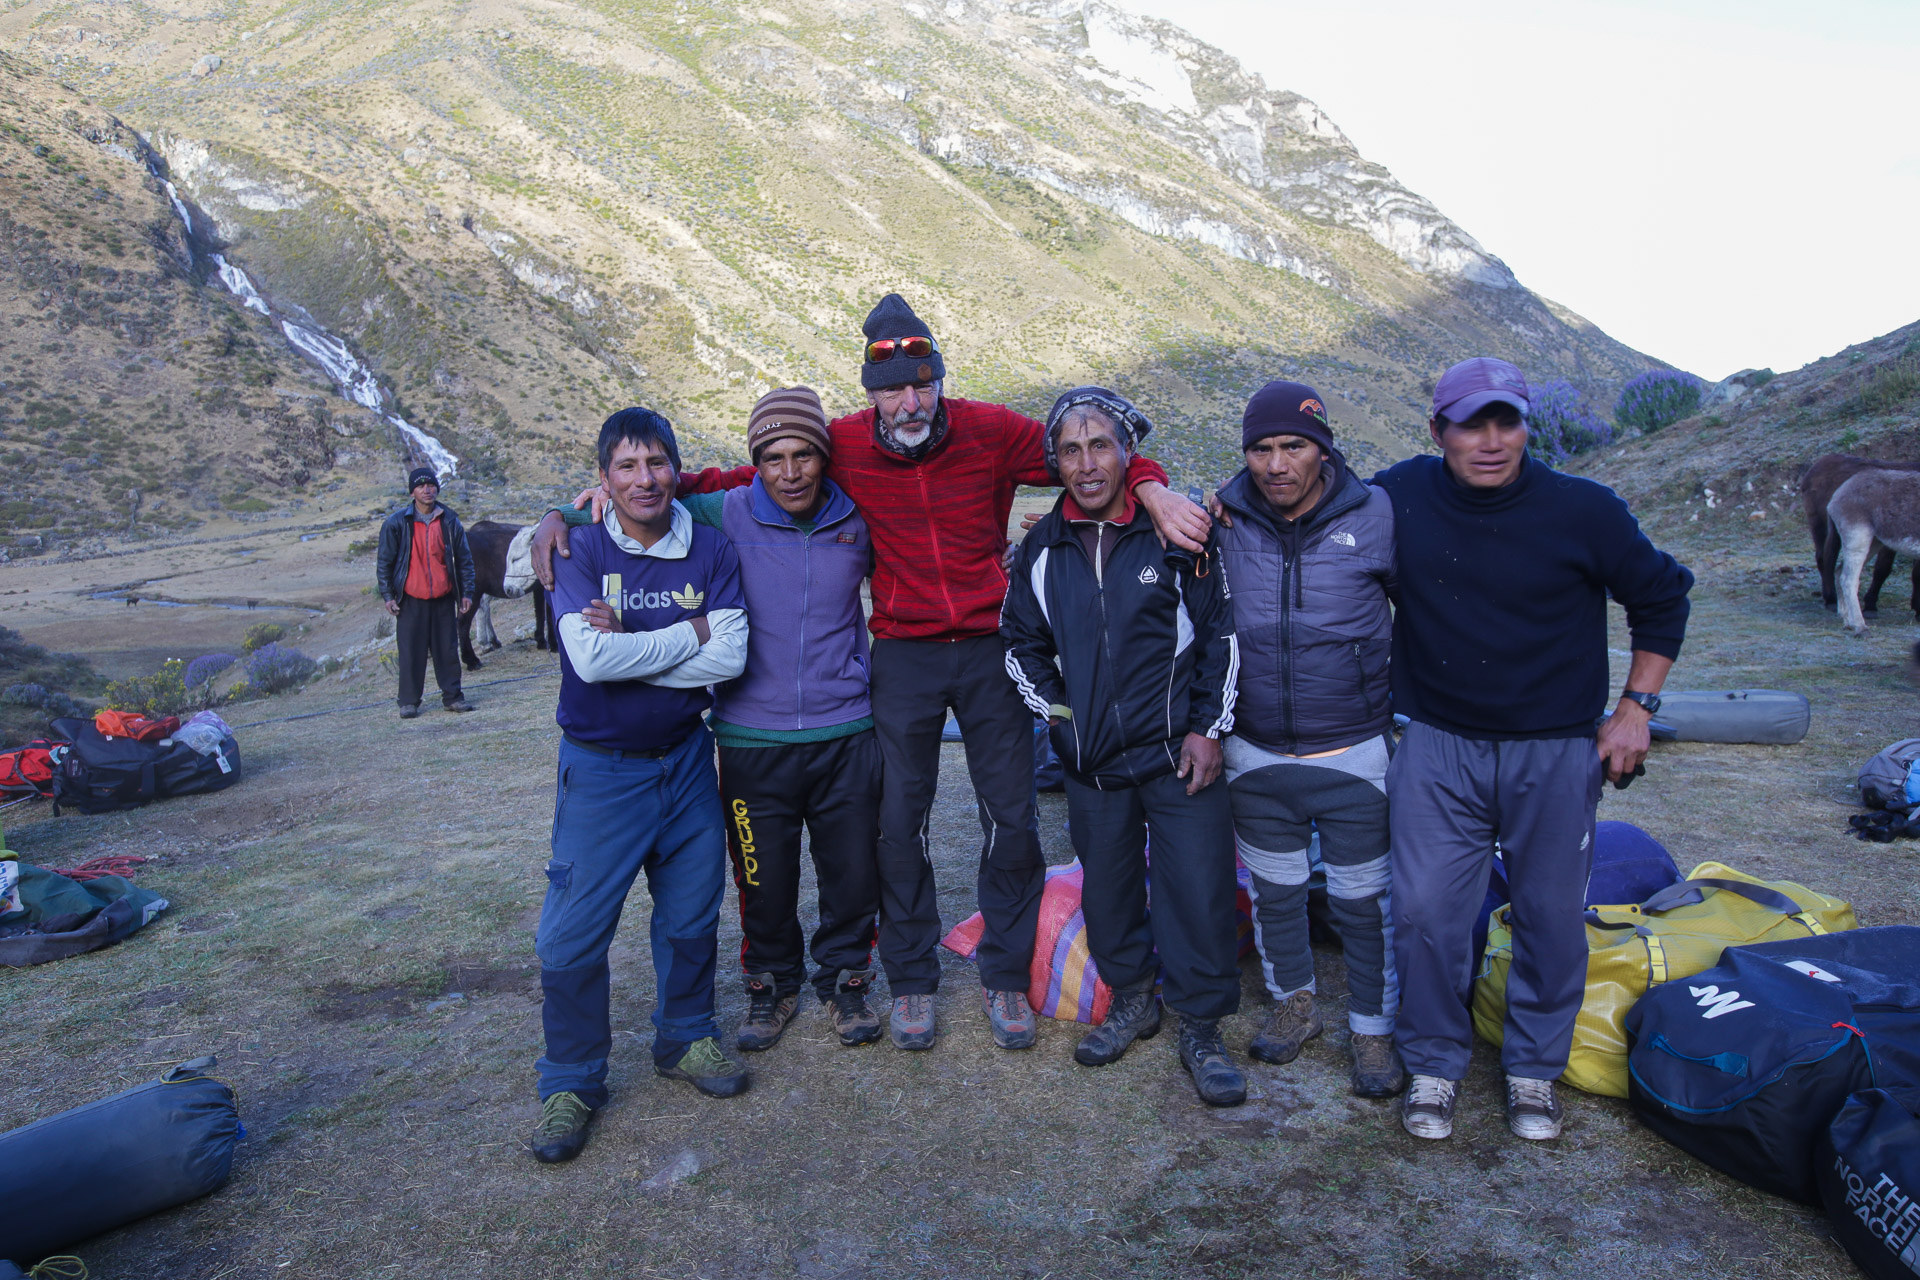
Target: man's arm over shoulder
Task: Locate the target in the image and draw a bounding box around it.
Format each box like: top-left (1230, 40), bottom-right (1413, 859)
top-left (679, 464), bottom-right (754, 494)
top-left (1000, 537), bottom-right (1069, 720)
top-left (1183, 540), bottom-right (1239, 739)
top-left (1592, 486), bottom-right (1693, 660)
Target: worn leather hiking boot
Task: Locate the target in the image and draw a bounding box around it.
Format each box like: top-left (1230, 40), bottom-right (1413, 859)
top-left (1402, 1074), bottom-right (1458, 1140)
top-left (1349, 1032), bottom-right (1408, 1098)
top-left (1505, 1074), bottom-right (1565, 1140)
top-left (398, 704), bottom-right (421, 719)
top-left (890, 993), bottom-right (937, 1051)
top-left (443, 697), bottom-right (474, 712)
top-left (1177, 1017), bottom-right (1247, 1107)
top-left (1248, 989), bottom-right (1323, 1065)
top-left (825, 969), bottom-right (883, 1047)
top-left (736, 972), bottom-right (799, 1053)
top-left (1074, 987), bottom-right (1161, 1066)
top-left (983, 988), bottom-right (1037, 1050)
top-left (656, 1037), bottom-right (750, 1098)
top-left (529, 1090), bottom-right (594, 1164)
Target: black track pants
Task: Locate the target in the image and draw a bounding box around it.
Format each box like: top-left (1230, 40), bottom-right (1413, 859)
top-left (871, 635), bottom-right (1045, 994)
top-left (719, 732), bottom-right (882, 1000)
top-left (1065, 769), bottom-right (1241, 1020)
top-left (396, 593), bottom-right (462, 708)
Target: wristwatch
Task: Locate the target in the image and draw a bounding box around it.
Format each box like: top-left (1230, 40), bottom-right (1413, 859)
top-left (1620, 690), bottom-right (1662, 715)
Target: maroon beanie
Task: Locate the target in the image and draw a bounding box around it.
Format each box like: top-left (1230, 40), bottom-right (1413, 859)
top-left (1242, 380), bottom-right (1335, 454)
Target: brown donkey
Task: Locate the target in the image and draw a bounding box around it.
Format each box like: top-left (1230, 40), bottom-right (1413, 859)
top-left (1830, 468), bottom-right (1920, 634)
top-left (1800, 453), bottom-right (1920, 616)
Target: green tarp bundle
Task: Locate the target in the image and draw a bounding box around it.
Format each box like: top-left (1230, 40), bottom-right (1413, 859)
top-left (0, 834), bottom-right (168, 967)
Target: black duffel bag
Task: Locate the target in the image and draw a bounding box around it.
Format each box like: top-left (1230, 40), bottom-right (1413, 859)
top-left (1624, 926), bottom-right (1920, 1204)
top-left (1816, 1087), bottom-right (1920, 1278)
top-left (0, 1057), bottom-right (241, 1267)
top-left (48, 717), bottom-right (240, 815)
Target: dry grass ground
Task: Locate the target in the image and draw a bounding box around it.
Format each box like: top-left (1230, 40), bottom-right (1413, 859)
top-left (2, 505), bottom-right (1917, 1280)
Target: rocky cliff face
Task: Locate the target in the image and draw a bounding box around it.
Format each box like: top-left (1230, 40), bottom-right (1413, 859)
top-left (0, 0), bottom-right (1662, 522)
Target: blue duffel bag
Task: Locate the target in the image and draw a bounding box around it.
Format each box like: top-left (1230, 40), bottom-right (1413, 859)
top-left (1624, 926), bottom-right (1920, 1204)
top-left (0, 1057), bottom-right (241, 1266)
top-left (1816, 1086), bottom-right (1920, 1278)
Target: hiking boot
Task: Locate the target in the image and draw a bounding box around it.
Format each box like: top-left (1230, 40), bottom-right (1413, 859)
top-left (655, 1037), bottom-right (750, 1098)
top-left (1177, 1017), bottom-right (1247, 1107)
top-left (983, 988), bottom-right (1037, 1050)
top-left (529, 1090), bottom-right (594, 1164)
top-left (1248, 989), bottom-right (1322, 1065)
top-left (1402, 1074), bottom-right (1458, 1140)
top-left (890, 993), bottom-right (936, 1051)
top-left (398, 704), bottom-right (421, 719)
top-left (1505, 1074), bottom-right (1565, 1141)
top-left (1349, 1033), bottom-right (1408, 1098)
top-left (824, 969), bottom-right (883, 1047)
top-left (1074, 987), bottom-right (1161, 1066)
top-left (444, 697), bottom-right (474, 712)
top-left (736, 972), bottom-right (798, 1053)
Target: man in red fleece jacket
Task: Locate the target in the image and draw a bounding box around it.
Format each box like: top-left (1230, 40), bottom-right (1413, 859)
top-left (534, 293), bottom-right (1209, 1052)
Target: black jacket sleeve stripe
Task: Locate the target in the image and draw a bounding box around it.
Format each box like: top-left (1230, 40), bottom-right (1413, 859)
top-left (1000, 544), bottom-right (1064, 718)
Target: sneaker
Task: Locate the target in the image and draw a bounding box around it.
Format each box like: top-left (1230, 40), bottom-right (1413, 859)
top-left (444, 697), bottom-right (474, 713)
top-left (1505, 1074), bottom-right (1565, 1140)
top-left (824, 969), bottom-right (883, 1047)
top-left (1349, 1033), bottom-right (1408, 1098)
top-left (736, 972), bottom-right (798, 1053)
top-left (655, 1036), bottom-right (750, 1098)
top-left (983, 988), bottom-right (1037, 1050)
top-left (1402, 1074), bottom-right (1457, 1140)
top-left (1177, 1017), bottom-right (1247, 1107)
top-left (398, 704), bottom-right (421, 720)
top-left (1248, 989), bottom-right (1322, 1065)
top-left (890, 993), bottom-right (937, 1051)
top-left (1073, 987), bottom-right (1161, 1066)
top-left (529, 1090), bottom-right (594, 1164)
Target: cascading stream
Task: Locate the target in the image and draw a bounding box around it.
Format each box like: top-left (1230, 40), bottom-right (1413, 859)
top-left (158, 176), bottom-right (460, 479)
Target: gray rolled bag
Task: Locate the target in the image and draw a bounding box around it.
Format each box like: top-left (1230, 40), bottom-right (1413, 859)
top-left (0, 1058), bottom-right (240, 1267)
top-left (1644, 689), bottom-right (1810, 744)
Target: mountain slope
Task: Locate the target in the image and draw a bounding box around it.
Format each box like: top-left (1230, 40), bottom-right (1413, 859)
top-left (1, 0), bottom-right (1662, 520)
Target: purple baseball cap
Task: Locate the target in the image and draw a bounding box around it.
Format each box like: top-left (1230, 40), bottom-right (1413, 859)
top-left (1432, 356), bottom-right (1530, 423)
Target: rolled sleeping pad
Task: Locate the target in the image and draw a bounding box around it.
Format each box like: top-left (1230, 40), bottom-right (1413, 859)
top-left (1643, 690), bottom-right (1810, 745)
top-left (0, 1057), bottom-right (241, 1266)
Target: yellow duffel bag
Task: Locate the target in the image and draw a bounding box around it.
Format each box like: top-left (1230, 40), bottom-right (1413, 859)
top-left (1471, 860), bottom-right (1856, 1097)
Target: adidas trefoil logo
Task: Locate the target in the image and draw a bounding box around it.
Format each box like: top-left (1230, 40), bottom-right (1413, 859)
top-left (1138, 565), bottom-right (1161, 585)
top-left (670, 583), bottom-right (705, 609)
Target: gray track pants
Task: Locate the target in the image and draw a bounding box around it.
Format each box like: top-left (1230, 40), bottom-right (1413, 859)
top-left (1387, 723), bottom-right (1602, 1081)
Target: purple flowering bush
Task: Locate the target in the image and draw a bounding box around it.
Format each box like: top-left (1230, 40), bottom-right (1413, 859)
top-left (1614, 369), bottom-right (1703, 433)
top-left (1526, 381), bottom-right (1613, 464)
top-left (244, 643), bottom-right (317, 695)
top-left (185, 653), bottom-right (237, 690)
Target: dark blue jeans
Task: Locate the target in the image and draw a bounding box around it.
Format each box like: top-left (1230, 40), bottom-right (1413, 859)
top-left (535, 728), bottom-right (726, 1105)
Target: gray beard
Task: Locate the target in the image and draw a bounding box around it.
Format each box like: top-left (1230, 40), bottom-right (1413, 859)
top-left (891, 421), bottom-right (932, 448)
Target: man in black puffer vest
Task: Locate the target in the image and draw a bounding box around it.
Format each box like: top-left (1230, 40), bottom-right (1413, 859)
top-left (1214, 381), bottom-right (1404, 1100)
top-left (1001, 387), bottom-right (1246, 1107)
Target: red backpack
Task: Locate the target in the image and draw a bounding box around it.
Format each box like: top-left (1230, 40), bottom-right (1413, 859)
top-left (0, 740), bottom-right (63, 798)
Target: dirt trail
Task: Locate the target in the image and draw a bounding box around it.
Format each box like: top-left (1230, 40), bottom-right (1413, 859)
top-left (1, 533), bottom-right (1914, 1279)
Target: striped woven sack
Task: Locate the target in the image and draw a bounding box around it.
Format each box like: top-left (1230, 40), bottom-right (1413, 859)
top-left (939, 858), bottom-right (1256, 1024)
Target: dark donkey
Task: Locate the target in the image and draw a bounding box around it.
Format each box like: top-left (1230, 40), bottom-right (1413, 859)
top-left (459, 519), bottom-right (552, 670)
top-left (1799, 453), bottom-right (1920, 617)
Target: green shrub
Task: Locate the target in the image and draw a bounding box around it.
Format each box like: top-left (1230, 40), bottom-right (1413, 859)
top-left (104, 658), bottom-right (190, 717)
top-left (1861, 357), bottom-right (1920, 414)
top-left (241, 623), bottom-right (286, 653)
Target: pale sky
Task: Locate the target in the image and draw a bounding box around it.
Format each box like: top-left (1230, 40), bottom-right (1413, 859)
top-left (1120, 0), bottom-right (1920, 381)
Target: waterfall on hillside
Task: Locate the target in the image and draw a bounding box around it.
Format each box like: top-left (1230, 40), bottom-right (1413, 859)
top-left (158, 177), bottom-right (460, 480)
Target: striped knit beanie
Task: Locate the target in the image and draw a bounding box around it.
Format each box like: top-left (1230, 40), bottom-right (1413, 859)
top-left (747, 386), bottom-right (831, 462)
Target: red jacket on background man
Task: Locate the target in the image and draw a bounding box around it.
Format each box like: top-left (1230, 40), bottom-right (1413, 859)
top-left (680, 398), bottom-right (1168, 642)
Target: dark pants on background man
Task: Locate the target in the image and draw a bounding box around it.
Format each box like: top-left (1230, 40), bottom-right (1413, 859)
top-left (719, 733), bottom-right (882, 1001)
top-left (1065, 770), bottom-right (1240, 1020)
top-left (396, 592), bottom-right (463, 708)
top-left (871, 635), bottom-right (1045, 995)
top-left (1388, 723), bottom-right (1603, 1082)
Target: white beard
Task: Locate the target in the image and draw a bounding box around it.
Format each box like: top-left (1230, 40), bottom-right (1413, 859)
top-left (891, 421), bottom-right (932, 448)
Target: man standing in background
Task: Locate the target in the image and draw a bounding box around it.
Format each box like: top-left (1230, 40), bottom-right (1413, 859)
top-left (375, 467), bottom-right (475, 718)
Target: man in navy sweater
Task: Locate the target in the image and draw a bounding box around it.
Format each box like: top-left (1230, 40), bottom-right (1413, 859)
top-left (1372, 357), bottom-right (1692, 1143)
top-left (530, 407), bottom-right (751, 1165)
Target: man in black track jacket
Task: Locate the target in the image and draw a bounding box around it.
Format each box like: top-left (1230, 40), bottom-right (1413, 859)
top-left (1001, 386), bottom-right (1247, 1108)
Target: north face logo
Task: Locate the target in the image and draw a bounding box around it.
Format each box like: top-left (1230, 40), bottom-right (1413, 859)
top-left (1138, 566), bottom-right (1161, 585)
top-left (1689, 984), bottom-right (1755, 1019)
top-left (1329, 531), bottom-right (1356, 547)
